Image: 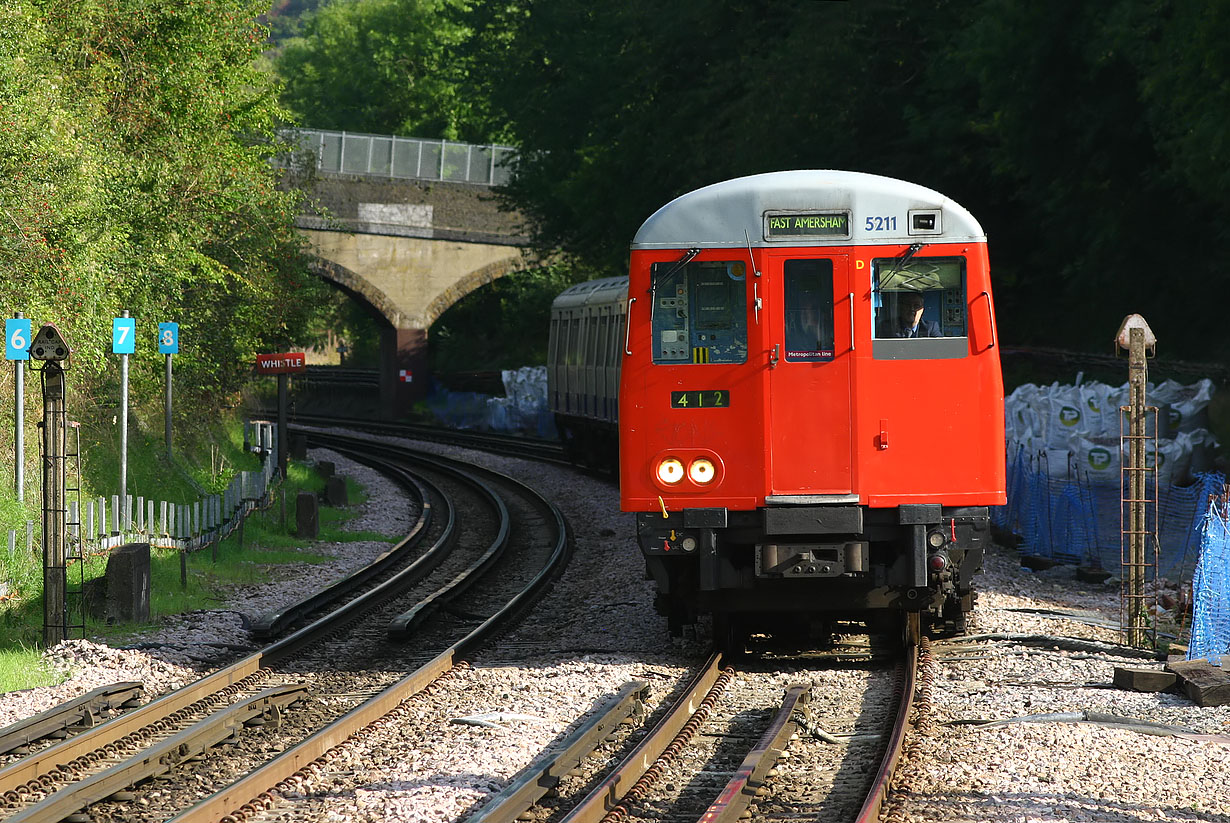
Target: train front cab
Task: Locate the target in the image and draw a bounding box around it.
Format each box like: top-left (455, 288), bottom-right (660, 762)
top-left (620, 171), bottom-right (1006, 641)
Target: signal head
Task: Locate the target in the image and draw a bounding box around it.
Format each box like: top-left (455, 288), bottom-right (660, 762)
top-left (29, 323), bottom-right (71, 363)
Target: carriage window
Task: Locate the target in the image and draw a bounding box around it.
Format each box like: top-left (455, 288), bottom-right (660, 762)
top-left (784, 259), bottom-right (835, 362)
top-left (586, 311), bottom-right (599, 363)
top-left (872, 257), bottom-right (967, 339)
top-left (566, 318), bottom-right (581, 364)
top-left (651, 260), bottom-right (748, 364)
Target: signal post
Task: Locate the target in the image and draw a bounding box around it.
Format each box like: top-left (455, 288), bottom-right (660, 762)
top-left (28, 324), bottom-right (72, 646)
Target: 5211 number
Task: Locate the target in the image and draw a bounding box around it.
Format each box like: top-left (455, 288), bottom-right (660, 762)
top-left (865, 216), bottom-right (897, 232)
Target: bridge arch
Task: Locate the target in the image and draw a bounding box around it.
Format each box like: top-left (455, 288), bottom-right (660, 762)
top-left (309, 258), bottom-right (406, 327)
top-left (303, 230), bottom-right (534, 416)
top-left (288, 135), bottom-right (534, 416)
top-left (420, 254), bottom-right (533, 328)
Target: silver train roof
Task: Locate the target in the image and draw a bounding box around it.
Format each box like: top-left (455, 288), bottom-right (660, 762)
top-left (631, 170), bottom-right (985, 249)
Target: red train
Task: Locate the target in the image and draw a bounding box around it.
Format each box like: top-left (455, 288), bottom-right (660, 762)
top-left (549, 170), bottom-right (1004, 643)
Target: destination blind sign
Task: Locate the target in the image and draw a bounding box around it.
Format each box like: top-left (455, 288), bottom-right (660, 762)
top-left (764, 211), bottom-right (850, 239)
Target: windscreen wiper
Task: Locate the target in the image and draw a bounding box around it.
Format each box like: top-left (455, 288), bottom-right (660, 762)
top-left (887, 243), bottom-right (924, 277)
top-left (649, 247), bottom-right (701, 298)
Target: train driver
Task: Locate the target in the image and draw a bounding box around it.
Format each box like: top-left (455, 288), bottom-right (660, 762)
top-left (881, 292), bottom-right (941, 338)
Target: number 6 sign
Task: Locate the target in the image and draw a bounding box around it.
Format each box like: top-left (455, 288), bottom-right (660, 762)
top-left (5, 318), bottom-right (32, 360)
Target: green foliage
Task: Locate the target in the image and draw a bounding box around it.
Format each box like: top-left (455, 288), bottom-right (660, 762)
top-left (447, 0), bottom-right (1230, 361)
top-left (464, 0), bottom-right (968, 269)
top-left (276, 0), bottom-right (499, 142)
top-left (0, 645), bottom-right (60, 693)
top-left (429, 262), bottom-right (596, 372)
top-left (304, 289), bottom-right (384, 367)
top-left (0, 0), bottom-right (331, 412)
top-left (265, 0), bottom-right (332, 45)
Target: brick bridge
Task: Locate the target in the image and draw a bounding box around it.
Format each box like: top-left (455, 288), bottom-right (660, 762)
top-left (288, 130), bottom-right (533, 415)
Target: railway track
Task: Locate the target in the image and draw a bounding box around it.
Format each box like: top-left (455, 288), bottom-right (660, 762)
top-left (0, 431), bottom-right (569, 823)
top-left (461, 635), bottom-right (924, 823)
top-left (2, 423), bottom-right (937, 823)
top-left (270, 412), bottom-right (567, 465)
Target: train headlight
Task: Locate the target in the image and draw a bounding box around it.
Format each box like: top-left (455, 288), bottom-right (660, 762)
top-left (688, 458), bottom-right (716, 484)
top-left (927, 530), bottom-right (947, 549)
top-left (656, 458), bottom-right (685, 485)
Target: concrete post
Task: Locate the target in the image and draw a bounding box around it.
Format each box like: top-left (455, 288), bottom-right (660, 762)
top-left (296, 491), bottom-right (319, 538)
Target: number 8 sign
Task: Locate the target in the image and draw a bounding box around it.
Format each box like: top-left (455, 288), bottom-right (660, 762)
top-left (158, 322), bottom-right (179, 354)
top-left (6, 318), bottom-right (32, 360)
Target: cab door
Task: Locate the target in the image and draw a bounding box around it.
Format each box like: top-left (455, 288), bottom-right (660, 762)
top-left (766, 252), bottom-right (853, 494)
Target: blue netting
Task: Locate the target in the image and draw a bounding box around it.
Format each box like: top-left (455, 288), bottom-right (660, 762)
top-left (423, 367), bottom-right (558, 439)
top-left (1187, 500), bottom-right (1230, 663)
top-left (992, 444), bottom-right (1224, 578)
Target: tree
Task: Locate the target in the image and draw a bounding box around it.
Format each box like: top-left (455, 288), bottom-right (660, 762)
top-left (276, 0), bottom-right (492, 141)
top-left (273, 0), bottom-right (1230, 362)
top-left (472, 0), bottom-right (1229, 360)
top-left (467, 0), bottom-right (976, 266)
top-left (0, 0), bottom-right (329, 411)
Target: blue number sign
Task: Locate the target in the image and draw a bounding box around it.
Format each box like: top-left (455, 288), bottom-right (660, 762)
top-left (158, 322), bottom-right (179, 354)
top-left (6, 319), bottom-right (32, 361)
top-left (112, 317), bottom-right (136, 354)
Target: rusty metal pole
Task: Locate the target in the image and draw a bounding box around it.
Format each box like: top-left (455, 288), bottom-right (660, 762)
top-left (1126, 327), bottom-right (1147, 645)
top-left (1116, 314), bottom-right (1157, 648)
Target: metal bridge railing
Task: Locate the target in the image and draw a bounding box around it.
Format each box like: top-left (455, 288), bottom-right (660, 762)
top-left (280, 127), bottom-right (517, 186)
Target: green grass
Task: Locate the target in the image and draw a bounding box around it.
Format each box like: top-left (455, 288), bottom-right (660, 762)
top-left (0, 412), bottom-right (397, 694)
top-left (0, 644), bottom-right (60, 693)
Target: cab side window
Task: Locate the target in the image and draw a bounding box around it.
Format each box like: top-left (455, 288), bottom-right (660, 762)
top-left (872, 257), bottom-right (967, 339)
top-left (783, 259), bottom-right (835, 362)
top-left (651, 260), bottom-right (748, 364)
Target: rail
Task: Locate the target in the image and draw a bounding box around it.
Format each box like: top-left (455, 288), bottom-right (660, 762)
top-left (1, 432), bottom-right (571, 823)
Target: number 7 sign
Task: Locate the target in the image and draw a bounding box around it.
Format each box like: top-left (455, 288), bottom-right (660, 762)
top-left (113, 317), bottom-right (136, 354)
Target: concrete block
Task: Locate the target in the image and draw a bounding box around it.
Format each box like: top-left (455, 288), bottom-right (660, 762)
top-left (82, 577), bottom-right (106, 620)
top-left (324, 476), bottom-right (349, 507)
top-left (105, 543), bottom-right (150, 624)
top-left (296, 491), bottom-right (319, 538)
top-left (290, 434), bottom-right (308, 461)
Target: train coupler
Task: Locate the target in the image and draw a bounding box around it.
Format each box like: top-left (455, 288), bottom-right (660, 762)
top-left (755, 541), bottom-right (869, 578)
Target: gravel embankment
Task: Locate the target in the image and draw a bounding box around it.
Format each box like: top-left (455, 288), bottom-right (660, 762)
top-left (2, 440), bottom-right (1227, 823)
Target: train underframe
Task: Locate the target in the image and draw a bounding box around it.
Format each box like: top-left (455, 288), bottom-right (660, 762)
top-left (556, 414), bottom-right (619, 473)
top-left (636, 503), bottom-right (989, 644)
